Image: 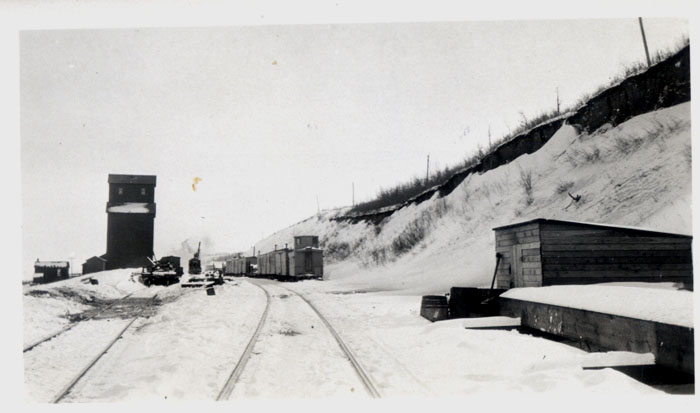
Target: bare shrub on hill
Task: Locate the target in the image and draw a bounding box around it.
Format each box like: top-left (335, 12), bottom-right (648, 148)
top-left (555, 180), bottom-right (575, 195)
top-left (368, 247), bottom-right (388, 266)
top-left (684, 143), bottom-right (692, 167)
top-left (519, 168), bottom-right (533, 206)
top-left (324, 241), bottom-right (352, 263)
top-left (391, 199), bottom-right (451, 257)
top-left (613, 134), bottom-right (646, 154)
top-left (565, 145), bottom-right (602, 167)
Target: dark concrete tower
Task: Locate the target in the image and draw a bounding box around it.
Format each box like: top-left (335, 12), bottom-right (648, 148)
top-left (105, 174), bottom-right (157, 269)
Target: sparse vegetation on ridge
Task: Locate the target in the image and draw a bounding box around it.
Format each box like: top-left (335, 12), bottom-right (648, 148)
top-left (349, 37), bottom-right (689, 215)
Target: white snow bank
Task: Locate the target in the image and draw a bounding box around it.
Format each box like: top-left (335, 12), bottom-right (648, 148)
top-left (501, 284), bottom-right (693, 328)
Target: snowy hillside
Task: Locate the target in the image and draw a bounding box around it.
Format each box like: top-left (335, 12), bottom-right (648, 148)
top-left (249, 103), bottom-right (692, 295)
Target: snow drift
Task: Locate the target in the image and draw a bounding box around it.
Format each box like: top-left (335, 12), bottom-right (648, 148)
top-left (249, 103), bottom-right (692, 295)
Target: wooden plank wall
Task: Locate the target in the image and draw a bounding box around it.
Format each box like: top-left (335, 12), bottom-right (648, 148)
top-left (539, 222), bottom-right (693, 287)
top-left (501, 297), bottom-right (694, 375)
top-left (494, 222), bottom-right (542, 288)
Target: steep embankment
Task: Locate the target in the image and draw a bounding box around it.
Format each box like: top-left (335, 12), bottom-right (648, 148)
top-left (251, 102), bottom-right (691, 295)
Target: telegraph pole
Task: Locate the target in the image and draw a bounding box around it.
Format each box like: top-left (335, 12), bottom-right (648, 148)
top-left (426, 154), bottom-right (430, 182)
top-left (556, 87), bottom-right (561, 115)
top-left (638, 17), bottom-right (652, 68)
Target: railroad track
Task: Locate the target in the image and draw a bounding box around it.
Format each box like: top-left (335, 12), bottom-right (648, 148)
top-left (279, 285), bottom-right (381, 398)
top-left (51, 292), bottom-right (161, 404)
top-left (216, 282), bottom-right (272, 400)
top-left (23, 290), bottom-right (145, 353)
top-left (217, 281), bottom-right (380, 399)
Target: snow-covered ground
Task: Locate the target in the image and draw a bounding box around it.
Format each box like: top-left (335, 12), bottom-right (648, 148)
top-left (24, 275), bottom-right (664, 401)
top-left (284, 281), bottom-right (659, 395)
top-left (23, 269), bottom-right (162, 344)
top-left (22, 104), bottom-right (692, 400)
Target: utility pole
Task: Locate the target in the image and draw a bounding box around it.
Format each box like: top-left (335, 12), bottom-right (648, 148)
top-left (488, 124), bottom-right (492, 148)
top-left (556, 87), bottom-right (561, 115)
top-left (426, 154), bottom-right (430, 182)
top-left (638, 17), bottom-right (652, 68)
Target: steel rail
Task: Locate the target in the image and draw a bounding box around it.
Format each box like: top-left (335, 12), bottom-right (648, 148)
top-left (23, 291), bottom-right (139, 353)
top-left (281, 286), bottom-right (381, 398)
top-left (51, 293), bottom-right (159, 403)
top-left (216, 282), bottom-right (272, 400)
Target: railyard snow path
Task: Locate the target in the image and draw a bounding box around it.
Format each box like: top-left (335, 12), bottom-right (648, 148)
top-left (25, 277), bottom-right (661, 401)
top-left (25, 281), bottom-right (267, 402)
top-left (228, 281), bottom-right (367, 398)
top-left (59, 282), bottom-right (265, 402)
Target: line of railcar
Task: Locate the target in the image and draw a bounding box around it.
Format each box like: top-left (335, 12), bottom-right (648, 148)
top-left (225, 235), bottom-right (324, 281)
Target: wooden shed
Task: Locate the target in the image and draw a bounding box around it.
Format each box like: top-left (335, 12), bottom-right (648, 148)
top-left (33, 260), bottom-right (70, 284)
top-left (493, 219), bottom-right (693, 289)
top-left (82, 255), bottom-right (107, 275)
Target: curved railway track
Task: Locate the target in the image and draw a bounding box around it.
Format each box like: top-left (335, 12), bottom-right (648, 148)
top-left (217, 280), bottom-right (380, 399)
top-left (51, 292), bottom-right (160, 404)
top-left (216, 283), bottom-right (272, 400)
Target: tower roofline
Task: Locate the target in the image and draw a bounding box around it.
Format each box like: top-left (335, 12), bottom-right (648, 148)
top-left (108, 174), bottom-right (157, 185)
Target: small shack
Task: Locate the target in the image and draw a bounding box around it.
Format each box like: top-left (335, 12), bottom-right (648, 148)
top-left (33, 260), bottom-right (70, 284)
top-left (82, 255), bottom-right (108, 275)
top-left (493, 219), bottom-right (693, 289)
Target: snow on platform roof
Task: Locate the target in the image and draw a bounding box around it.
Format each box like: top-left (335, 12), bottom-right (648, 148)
top-left (501, 284), bottom-right (693, 328)
top-left (492, 218), bottom-right (692, 238)
top-left (108, 174), bottom-right (157, 185)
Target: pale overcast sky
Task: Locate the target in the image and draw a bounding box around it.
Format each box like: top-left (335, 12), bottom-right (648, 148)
top-left (13, 7), bottom-right (690, 276)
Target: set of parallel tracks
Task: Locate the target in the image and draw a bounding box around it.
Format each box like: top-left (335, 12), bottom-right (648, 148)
top-left (50, 292), bottom-right (161, 403)
top-left (217, 281), bottom-right (381, 399)
top-left (23, 290), bottom-right (145, 353)
top-left (33, 280), bottom-right (379, 402)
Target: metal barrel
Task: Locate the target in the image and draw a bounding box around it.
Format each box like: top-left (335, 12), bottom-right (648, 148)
top-left (420, 295), bottom-right (448, 322)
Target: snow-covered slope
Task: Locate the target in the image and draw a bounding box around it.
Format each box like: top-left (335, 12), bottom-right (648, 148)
top-left (250, 103), bottom-right (692, 295)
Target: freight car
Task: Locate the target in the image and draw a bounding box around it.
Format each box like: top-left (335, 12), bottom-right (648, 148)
top-left (225, 255), bottom-right (257, 276)
top-left (226, 236), bottom-right (324, 281)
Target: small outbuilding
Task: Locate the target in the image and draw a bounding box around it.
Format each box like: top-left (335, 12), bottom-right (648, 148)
top-left (493, 218), bottom-right (693, 289)
top-left (82, 255), bottom-right (108, 275)
top-left (33, 260), bottom-right (70, 284)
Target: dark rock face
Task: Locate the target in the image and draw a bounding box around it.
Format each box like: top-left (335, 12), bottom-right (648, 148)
top-left (568, 46), bottom-right (690, 133)
top-left (336, 46), bottom-right (690, 224)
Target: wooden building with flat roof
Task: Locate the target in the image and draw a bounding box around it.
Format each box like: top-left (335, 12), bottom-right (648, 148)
top-left (493, 218), bottom-right (693, 290)
top-left (33, 260), bottom-right (70, 284)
